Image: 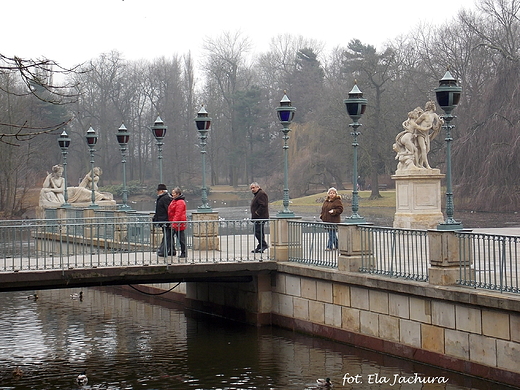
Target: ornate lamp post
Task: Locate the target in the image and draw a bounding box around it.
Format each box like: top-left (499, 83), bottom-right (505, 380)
top-left (344, 82), bottom-right (367, 224)
top-left (194, 105), bottom-right (212, 212)
top-left (151, 116), bottom-right (167, 184)
top-left (85, 126), bottom-right (99, 209)
top-left (276, 92), bottom-right (296, 218)
top-left (435, 69), bottom-right (463, 230)
top-left (57, 130), bottom-right (71, 208)
top-left (116, 123), bottom-right (131, 211)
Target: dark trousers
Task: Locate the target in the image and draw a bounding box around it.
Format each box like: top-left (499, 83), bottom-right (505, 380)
top-left (253, 220), bottom-right (268, 250)
top-left (327, 228), bottom-right (338, 249)
top-left (172, 229), bottom-right (186, 256)
top-left (158, 225), bottom-right (175, 256)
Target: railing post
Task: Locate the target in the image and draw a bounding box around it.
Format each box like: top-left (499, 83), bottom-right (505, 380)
top-left (114, 210), bottom-right (129, 242)
top-left (83, 208), bottom-right (96, 239)
top-left (271, 217), bottom-right (301, 261)
top-left (337, 224), bottom-right (366, 272)
top-left (191, 211), bottom-right (220, 250)
top-left (428, 229), bottom-right (472, 285)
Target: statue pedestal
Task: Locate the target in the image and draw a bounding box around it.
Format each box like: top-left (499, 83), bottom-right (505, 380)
top-left (392, 168), bottom-right (444, 229)
top-left (36, 201), bottom-right (117, 219)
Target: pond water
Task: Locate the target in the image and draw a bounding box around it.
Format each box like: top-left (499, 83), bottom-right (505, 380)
top-left (0, 288), bottom-right (515, 389)
top-left (134, 195), bottom-right (520, 229)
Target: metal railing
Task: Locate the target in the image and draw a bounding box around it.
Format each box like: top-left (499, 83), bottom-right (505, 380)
top-left (457, 231), bottom-right (520, 293)
top-left (3, 217), bottom-right (520, 293)
top-left (287, 221), bottom-right (429, 280)
top-left (287, 221), bottom-right (338, 268)
top-left (0, 217), bottom-right (271, 272)
top-left (358, 226), bottom-right (429, 281)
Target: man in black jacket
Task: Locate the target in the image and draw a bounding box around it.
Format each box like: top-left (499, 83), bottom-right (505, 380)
top-left (153, 184), bottom-right (174, 257)
top-left (250, 182), bottom-right (269, 253)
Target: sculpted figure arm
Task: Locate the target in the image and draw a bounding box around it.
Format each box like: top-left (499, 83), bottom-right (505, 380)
top-left (409, 101), bottom-right (443, 169)
top-left (77, 167), bottom-right (102, 190)
top-left (40, 165), bottom-right (65, 204)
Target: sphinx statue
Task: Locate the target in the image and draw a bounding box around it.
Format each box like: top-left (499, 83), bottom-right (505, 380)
top-left (393, 100), bottom-right (444, 171)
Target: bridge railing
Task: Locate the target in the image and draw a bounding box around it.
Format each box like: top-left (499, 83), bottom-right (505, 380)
top-left (457, 231), bottom-right (520, 293)
top-left (3, 217), bottom-right (520, 294)
top-left (287, 221), bottom-right (429, 280)
top-left (358, 225), bottom-right (429, 282)
top-left (287, 221), bottom-right (338, 268)
top-left (0, 217), bottom-right (271, 271)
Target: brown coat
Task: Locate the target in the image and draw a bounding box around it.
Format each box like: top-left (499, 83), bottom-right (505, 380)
top-left (320, 195), bottom-right (343, 223)
top-left (251, 188), bottom-right (269, 219)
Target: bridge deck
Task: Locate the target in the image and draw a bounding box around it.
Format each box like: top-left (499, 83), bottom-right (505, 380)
top-left (0, 253), bottom-right (277, 292)
top-left (0, 231), bottom-right (275, 292)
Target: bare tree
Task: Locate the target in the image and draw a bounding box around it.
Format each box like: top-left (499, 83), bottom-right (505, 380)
top-left (453, 0), bottom-right (520, 211)
top-left (202, 31), bottom-right (254, 186)
top-left (0, 54), bottom-right (81, 217)
top-left (0, 54), bottom-right (80, 145)
top-left (341, 39), bottom-right (398, 199)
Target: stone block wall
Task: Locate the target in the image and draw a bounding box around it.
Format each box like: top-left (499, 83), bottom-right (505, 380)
top-left (270, 264), bottom-right (520, 387)
top-left (185, 273), bottom-right (273, 325)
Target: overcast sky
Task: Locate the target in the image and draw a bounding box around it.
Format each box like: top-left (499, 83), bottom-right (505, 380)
top-left (4, 0), bottom-right (477, 69)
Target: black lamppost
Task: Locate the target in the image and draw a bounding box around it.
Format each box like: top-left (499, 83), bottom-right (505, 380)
top-left (194, 105), bottom-right (212, 212)
top-left (151, 116), bottom-right (167, 184)
top-left (276, 92), bottom-right (296, 218)
top-left (435, 69), bottom-right (463, 230)
top-left (116, 123), bottom-right (131, 211)
top-left (344, 82), bottom-right (367, 224)
top-left (57, 130), bottom-right (71, 208)
top-left (85, 126), bottom-right (98, 209)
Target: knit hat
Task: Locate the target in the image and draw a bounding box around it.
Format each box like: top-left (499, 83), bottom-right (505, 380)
top-left (157, 184), bottom-right (167, 191)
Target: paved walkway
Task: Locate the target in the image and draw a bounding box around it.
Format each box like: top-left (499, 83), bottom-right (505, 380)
top-left (471, 227), bottom-right (520, 236)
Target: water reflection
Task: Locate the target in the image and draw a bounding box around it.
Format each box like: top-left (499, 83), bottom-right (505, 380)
top-left (0, 288), bottom-right (514, 389)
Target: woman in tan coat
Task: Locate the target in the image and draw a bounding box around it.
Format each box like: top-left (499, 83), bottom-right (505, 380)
top-left (320, 187), bottom-right (343, 250)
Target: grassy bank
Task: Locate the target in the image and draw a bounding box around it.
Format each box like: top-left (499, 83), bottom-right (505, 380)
top-left (271, 190), bottom-right (395, 207)
top-left (270, 190), bottom-right (396, 224)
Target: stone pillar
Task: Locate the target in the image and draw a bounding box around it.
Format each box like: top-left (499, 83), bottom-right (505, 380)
top-left (270, 217), bottom-right (302, 261)
top-left (337, 224), bottom-right (370, 272)
top-left (392, 168), bottom-right (445, 229)
top-left (191, 211), bottom-right (220, 250)
top-left (113, 210), bottom-right (130, 242)
top-left (428, 229), bottom-right (474, 285)
top-left (82, 208), bottom-right (96, 239)
top-left (148, 211), bottom-right (161, 249)
top-left (256, 273), bottom-right (273, 325)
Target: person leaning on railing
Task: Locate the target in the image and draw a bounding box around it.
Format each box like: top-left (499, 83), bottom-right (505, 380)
top-left (320, 187), bottom-right (343, 250)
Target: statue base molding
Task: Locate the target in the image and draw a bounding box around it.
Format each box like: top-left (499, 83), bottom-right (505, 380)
top-left (36, 201), bottom-right (117, 219)
top-left (392, 168), bottom-right (444, 229)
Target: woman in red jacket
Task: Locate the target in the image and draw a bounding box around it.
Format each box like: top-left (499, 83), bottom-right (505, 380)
top-left (168, 187), bottom-right (187, 258)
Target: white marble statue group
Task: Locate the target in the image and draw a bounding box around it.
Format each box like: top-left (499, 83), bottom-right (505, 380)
top-left (39, 165), bottom-right (114, 208)
top-left (393, 100), bottom-right (444, 171)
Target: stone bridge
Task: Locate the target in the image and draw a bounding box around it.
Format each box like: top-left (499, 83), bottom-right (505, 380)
top-left (1, 215), bottom-right (520, 387)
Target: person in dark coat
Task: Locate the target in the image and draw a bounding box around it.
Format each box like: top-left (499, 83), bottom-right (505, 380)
top-left (153, 184), bottom-right (174, 257)
top-left (168, 187), bottom-right (187, 258)
top-left (250, 182), bottom-right (269, 253)
top-left (320, 187), bottom-right (343, 250)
